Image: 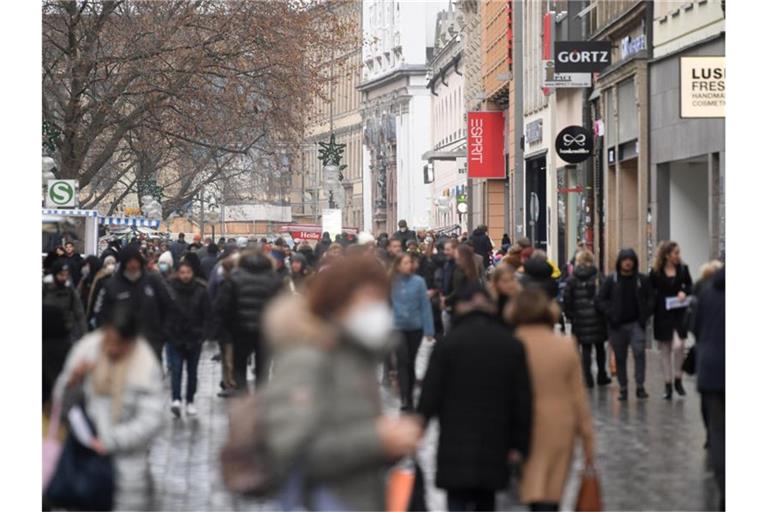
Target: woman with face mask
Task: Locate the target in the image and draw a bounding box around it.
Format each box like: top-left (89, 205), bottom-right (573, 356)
top-left (390, 253), bottom-right (435, 411)
top-left (261, 255), bottom-right (423, 511)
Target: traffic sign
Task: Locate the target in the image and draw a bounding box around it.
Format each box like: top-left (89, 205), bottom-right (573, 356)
top-left (46, 180), bottom-right (78, 208)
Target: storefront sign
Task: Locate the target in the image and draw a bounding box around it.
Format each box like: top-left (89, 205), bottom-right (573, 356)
top-left (543, 60), bottom-right (592, 88)
top-left (555, 126), bottom-right (594, 164)
top-left (619, 34), bottom-right (646, 61)
top-left (554, 41), bottom-right (611, 73)
top-left (467, 111), bottom-right (506, 179)
top-left (680, 56), bottom-right (725, 118)
top-left (525, 119), bottom-right (543, 145)
top-left (46, 180), bottom-right (78, 208)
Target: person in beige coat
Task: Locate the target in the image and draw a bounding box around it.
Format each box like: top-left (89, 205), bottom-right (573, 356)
top-left (508, 288), bottom-right (596, 511)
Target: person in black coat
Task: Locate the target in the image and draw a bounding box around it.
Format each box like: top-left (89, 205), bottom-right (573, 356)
top-left (43, 260), bottom-right (87, 342)
top-left (93, 245), bottom-right (173, 361)
top-left (469, 225), bottom-right (493, 269)
top-left (200, 242), bottom-right (219, 280)
top-left (563, 249), bottom-right (610, 388)
top-left (392, 219), bottom-right (417, 246)
top-left (213, 250), bottom-right (283, 389)
top-left (693, 267), bottom-right (725, 511)
top-left (166, 261), bottom-right (211, 417)
top-left (314, 232), bottom-right (332, 262)
top-left (596, 248), bottom-right (654, 401)
top-left (61, 241), bottom-right (84, 287)
top-left (42, 303), bottom-right (71, 405)
top-left (418, 284), bottom-right (532, 512)
top-left (649, 241), bottom-right (694, 399)
top-left (170, 233), bottom-right (188, 269)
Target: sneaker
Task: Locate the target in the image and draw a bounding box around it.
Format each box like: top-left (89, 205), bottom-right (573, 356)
top-left (618, 389), bottom-right (628, 401)
top-left (636, 387), bottom-right (649, 399)
top-left (171, 400), bottom-right (182, 418)
top-left (186, 403), bottom-right (197, 417)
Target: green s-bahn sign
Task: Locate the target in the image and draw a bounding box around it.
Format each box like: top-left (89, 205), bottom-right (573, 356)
top-left (46, 180), bottom-right (78, 208)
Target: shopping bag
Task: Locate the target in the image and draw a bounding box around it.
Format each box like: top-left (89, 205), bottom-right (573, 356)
top-left (575, 464), bottom-right (602, 512)
top-left (42, 401), bottom-right (63, 492)
top-left (387, 461), bottom-right (416, 512)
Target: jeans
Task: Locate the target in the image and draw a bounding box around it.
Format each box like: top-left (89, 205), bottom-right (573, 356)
top-left (446, 489), bottom-right (495, 512)
top-left (701, 391), bottom-right (725, 510)
top-left (580, 341), bottom-right (608, 380)
top-left (167, 343), bottom-right (202, 403)
top-left (220, 342), bottom-right (236, 390)
top-left (396, 330), bottom-right (423, 409)
top-left (608, 322), bottom-right (646, 389)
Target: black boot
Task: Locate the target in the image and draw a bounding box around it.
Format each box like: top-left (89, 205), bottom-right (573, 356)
top-left (597, 372), bottom-right (612, 386)
top-left (584, 373), bottom-right (594, 388)
top-left (674, 378), bottom-right (686, 396)
top-left (618, 389), bottom-right (628, 401)
top-left (636, 387), bottom-right (649, 399)
top-left (664, 383), bottom-right (673, 400)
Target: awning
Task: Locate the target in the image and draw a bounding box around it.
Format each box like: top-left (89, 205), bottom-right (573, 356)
top-left (42, 208), bottom-right (99, 218)
top-left (421, 149), bottom-right (467, 161)
top-left (99, 216), bottom-right (160, 228)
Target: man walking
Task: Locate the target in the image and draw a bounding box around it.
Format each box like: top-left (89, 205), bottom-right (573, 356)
top-left (392, 219), bottom-right (417, 246)
top-left (170, 233), bottom-right (188, 269)
top-left (596, 248), bottom-right (654, 401)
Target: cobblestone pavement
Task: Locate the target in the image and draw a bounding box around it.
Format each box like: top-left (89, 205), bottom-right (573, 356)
top-left (148, 340), bottom-right (720, 511)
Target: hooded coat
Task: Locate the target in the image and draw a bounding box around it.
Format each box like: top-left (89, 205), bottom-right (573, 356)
top-left (93, 246), bottom-right (173, 352)
top-left (469, 229), bottom-right (493, 267)
top-left (563, 265), bottom-right (607, 345)
top-left (260, 294), bottom-right (393, 511)
top-left (595, 248), bottom-right (654, 329)
top-left (43, 268), bottom-right (87, 341)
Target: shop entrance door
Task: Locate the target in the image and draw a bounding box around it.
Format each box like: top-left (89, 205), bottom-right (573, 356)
top-left (525, 157), bottom-right (547, 250)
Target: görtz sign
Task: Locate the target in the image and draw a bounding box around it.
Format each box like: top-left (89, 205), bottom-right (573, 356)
top-left (554, 41), bottom-right (612, 73)
top-left (680, 56), bottom-right (725, 118)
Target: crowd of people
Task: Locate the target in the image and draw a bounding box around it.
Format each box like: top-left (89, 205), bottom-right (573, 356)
top-left (41, 219), bottom-right (725, 511)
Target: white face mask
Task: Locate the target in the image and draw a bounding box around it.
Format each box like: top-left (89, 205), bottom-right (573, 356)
top-left (399, 227), bottom-right (407, 232)
top-left (81, 266), bottom-right (90, 278)
top-left (341, 302), bottom-right (394, 352)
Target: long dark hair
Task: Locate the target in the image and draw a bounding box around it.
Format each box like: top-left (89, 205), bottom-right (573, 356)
top-left (390, 253), bottom-right (414, 281)
top-left (456, 244), bottom-right (479, 282)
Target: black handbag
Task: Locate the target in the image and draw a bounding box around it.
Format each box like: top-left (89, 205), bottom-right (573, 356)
top-left (45, 402), bottom-right (115, 511)
top-left (682, 345), bottom-right (696, 375)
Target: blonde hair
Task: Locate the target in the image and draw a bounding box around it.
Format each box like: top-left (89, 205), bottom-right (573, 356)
top-left (575, 249), bottom-right (595, 267)
top-left (699, 260), bottom-right (724, 281)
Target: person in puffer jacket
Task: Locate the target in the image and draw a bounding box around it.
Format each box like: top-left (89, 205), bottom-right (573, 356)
top-left (213, 250), bottom-right (283, 389)
top-left (563, 249), bottom-right (611, 388)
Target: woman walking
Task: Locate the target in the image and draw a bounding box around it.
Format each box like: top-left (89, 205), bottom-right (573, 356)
top-left (52, 307), bottom-right (164, 511)
top-left (390, 253), bottom-right (434, 411)
top-left (650, 241), bottom-right (693, 399)
top-left (490, 263), bottom-right (521, 324)
top-left (563, 249), bottom-right (611, 388)
top-left (444, 244), bottom-right (480, 311)
top-left (166, 261), bottom-right (211, 417)
top-left (511, 289), bottom-right (596, 511)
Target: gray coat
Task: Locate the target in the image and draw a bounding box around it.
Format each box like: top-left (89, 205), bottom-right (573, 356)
top-left (53, 331), bottom-right (165, 511)
top-left (262, 294), bottom-right (392, 511)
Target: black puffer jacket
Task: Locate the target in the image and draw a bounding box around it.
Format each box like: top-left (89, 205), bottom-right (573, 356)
top-left (519, 258), bottom-right (558, 299)
top-left (564, 265), bottom-right (607, 345)
top-left (596, 248), bottom-right (654, 329)
top-left (214, 253), bottom-right (282, 340)
top-left (166, 278), bottom-right (211, 350)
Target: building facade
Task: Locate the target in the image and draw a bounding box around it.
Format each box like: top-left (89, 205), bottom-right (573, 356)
top-left (424, 4), bottom-right (468, 233)
top-left (293, 1), bottom-right (364, 230)
top-left (360, 0), bottom-right (445, 235)
top-left (649, 0), bottom-right (725, 277)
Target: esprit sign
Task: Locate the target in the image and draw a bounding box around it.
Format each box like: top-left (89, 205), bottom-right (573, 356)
top-left (680, 56), bottom-right (725, 118)
top-left (554, 41), bottom-right (612, 73)
top-left (555, 126), bottom-right (594, 164)
top-left (467, 111), bottom-right (505, 179)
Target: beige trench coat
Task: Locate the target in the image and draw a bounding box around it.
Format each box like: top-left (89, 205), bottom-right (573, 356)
top-left (516, 325), bottom-right (595, 504)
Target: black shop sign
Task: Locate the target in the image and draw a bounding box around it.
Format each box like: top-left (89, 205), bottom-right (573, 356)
top-left (556, 126), bottom-right (593, 164)
top-left (555, 41), bottom-right (612, 73)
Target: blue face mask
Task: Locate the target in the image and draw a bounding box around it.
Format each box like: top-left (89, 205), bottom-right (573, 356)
top-left (159, 262), bottom-right (170, 273)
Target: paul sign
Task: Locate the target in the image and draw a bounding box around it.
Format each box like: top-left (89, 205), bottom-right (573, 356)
top-left (554, 41), bottom-right (612, 73)
top-left (555, 126), bottom-right (593, 164)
